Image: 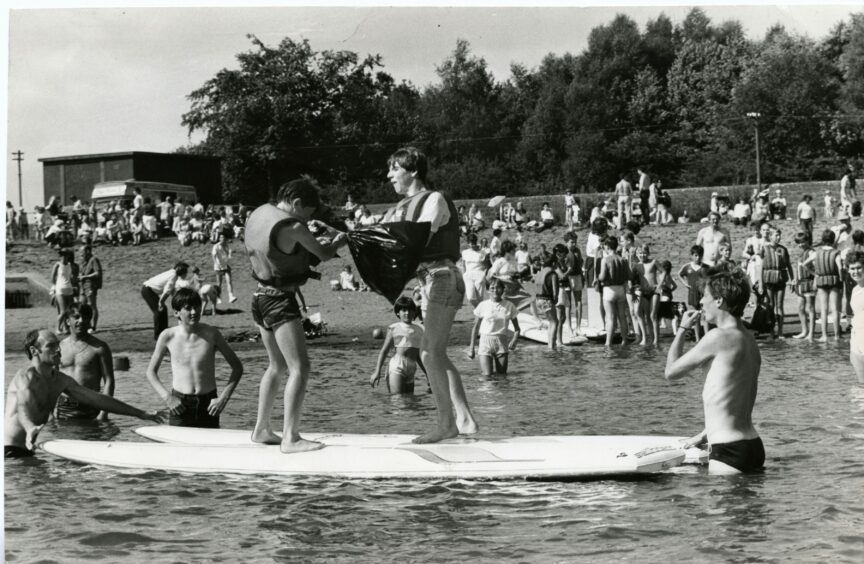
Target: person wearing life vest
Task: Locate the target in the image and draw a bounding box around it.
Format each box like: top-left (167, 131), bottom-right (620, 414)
top-left (803, 229), bottom-right (844, 342)
top-left (245, 177), bottom-right (348, 453)
top-left (382, 147), bottom-right (479, 444)
top-left (760, 226), bottom-right (794, 339)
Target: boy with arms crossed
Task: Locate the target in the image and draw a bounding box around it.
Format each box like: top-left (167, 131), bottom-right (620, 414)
top-left (146, 288), bottom-right (243, 428)
top-left (665, 270), bottom-right (764, 474)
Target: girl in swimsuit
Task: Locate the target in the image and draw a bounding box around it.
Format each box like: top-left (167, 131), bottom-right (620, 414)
top-left (792, 231), bottom-right (817, 341)
top-left (370, 297), bottom-right (427, 394)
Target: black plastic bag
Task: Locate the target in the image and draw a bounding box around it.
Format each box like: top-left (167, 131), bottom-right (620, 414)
top-left (346, 222), bottom-right (431, 304)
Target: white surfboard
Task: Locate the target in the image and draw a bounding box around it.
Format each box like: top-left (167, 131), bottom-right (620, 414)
top-left (41, 433), bottom-right (690, 480)
top-left (517, 313), bottom-right (589, 345)
top-left (136, 425), bottom-right (706, 466)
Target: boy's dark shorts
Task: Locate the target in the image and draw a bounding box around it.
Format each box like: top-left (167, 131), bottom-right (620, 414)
top-left (5, 445), bottom-right (35, 458)
top-left (251, 286), bottom-right (302, 330)
top-left (169, 389), bottom-right (220, 429)
top-left (55, 394), bottom-right (101, 420)
top-left (709, 437), bottom-right (765, 473)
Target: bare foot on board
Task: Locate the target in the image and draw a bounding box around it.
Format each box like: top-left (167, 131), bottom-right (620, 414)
top-left (412, 426), bottom-right (459, 444)
top-left (251, 428), bottom-right (281, 445)
top-left (280, 438), bottom-right (325, 454)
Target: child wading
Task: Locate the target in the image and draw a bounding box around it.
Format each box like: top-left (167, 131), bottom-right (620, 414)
top-left (370, 297), bottom-right (428, 394)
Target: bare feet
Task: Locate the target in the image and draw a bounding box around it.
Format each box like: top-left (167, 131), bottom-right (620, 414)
top-left (817, 335), bottom-right (828, 343)
top-left (458, 418), bottom-right (479, 436)
top-left (251, 428), bottom-right (281, 445)
top-left (792, 332), bottom-right (807, 339)
top-left (280, 438), bottom-right (325, 454)
top-left (412, 426), bottom-right (459, 444)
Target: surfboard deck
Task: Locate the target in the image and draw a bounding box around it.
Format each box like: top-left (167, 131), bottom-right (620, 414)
top-left (517, 313), bottom-right (591, 345)
top-left (41, 432), bottom-right (693, 480)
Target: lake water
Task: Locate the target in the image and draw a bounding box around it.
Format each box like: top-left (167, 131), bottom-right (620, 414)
top-left (4, 336), bottom-right (864, 563)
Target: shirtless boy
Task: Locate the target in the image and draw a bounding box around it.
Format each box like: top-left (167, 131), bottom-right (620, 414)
top-left (56, 304), bottom-right (114, 421)
top-left (665, 270), bottom-right (765, 474)
top-left (5, 330), bottom-right (162, 457)
top-left (146, 288), bottom-right (244, 428)
top-left (696, 212), bottom-right (731, 266)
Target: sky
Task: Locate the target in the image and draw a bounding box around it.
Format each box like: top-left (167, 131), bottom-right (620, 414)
top-left (3, 2), bottom-right (863, 211)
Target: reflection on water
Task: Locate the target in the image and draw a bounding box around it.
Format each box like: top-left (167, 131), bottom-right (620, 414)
top-left (5, 339), bottom-right (864, 562)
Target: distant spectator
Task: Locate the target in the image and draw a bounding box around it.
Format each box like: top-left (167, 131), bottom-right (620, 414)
top-left (751, 196), bottom-right (770, 224)
top-left (770, 189), bottom-right (787, 220)
top-left (468, 203), bottom-right (485, 232)
top-left (824, 190), bottom-right (835, 219)
top-left (732, 197), bottom-right (752, 226)
top-left (797, 195), bottom-right (815, 238)
top-left (339, 265), bottom-right (360, 291)
top-left (678, 210), bottom-right (691, 224)
top-left (564, 191), bottom-right (576, 229)
top-left (539, 202), bottom-right (555, 231)
top-left (17, 207), bottom-right (29, 239)
top-left (358, 206), bottom-right (377, 226)
top-left (513, 202), bottom-right (529, 230)
top-left (6, 201), bottom-right (15, 242)
top-left (614, 172), bottom-right (633, 229)
top-left (840, 165), bottom-right (858, 216)
top-left (132, 187), bottom-right (143, 211)
top-left (637, 167), bottom-right (651, 225)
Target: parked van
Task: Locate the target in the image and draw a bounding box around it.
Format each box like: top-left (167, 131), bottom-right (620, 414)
top-left (90, 180), bottom-right (197, 206)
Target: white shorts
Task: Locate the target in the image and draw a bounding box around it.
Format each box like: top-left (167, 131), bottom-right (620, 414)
top-left (602, 284), bottom-right (626, 302)
top-left (478, 334), bottom-right (508, 357)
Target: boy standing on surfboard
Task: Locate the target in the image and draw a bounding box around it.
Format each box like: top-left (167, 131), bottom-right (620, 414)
top-left (146, 288), bottom-right (244, 429)
top-left (245, 178), bottom-right (348, 453)
top-left (665, 270), bottom-right (765, 474)
top-left (5, 330), bottom-right (163, 458)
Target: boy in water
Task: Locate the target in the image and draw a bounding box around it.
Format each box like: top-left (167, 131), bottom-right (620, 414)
top-left (57, 304), bottom-right (114, 421)
top-left (146, 288), bottom-right (244, 428)
top-left (6, 329), bottom-right (162, 457)
top-left (665, 270), bottom-right (765, 474)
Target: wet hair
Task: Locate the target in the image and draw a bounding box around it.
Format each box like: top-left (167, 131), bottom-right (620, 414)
top-left (604, 236), bottom-right (619, 251)
top-left (174, 261), bottom-right (190, 277)
top-left (393, 295), bottom-right (419, 317)
top-left (276, 177), bottom-right (322, 210)
top-left (690, 245), bottom-right (704, 258)
top-left (793, 231), bottom-right (812, 246)
top-left (705, 270), bottom-right (750, 317)
top-left (500, 240), bottom-right (517, 255)
top-left (171, 287), bottom-right (202, 311)
top-left (24, 329), bottom-right (41, 360)
top-left (388, 147), bottom-right (428, 182)
top-left (852, 230), bottom-right (864, 246)
top-left (820, 229), bottom-right (836, 246)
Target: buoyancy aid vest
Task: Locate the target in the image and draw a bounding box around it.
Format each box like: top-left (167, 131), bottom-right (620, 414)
top-left (245, 204), bottom-right (314, 289)
top-left (383, 190), bottom-right (460, 263)
top-left (813, 248), bottom-right (841, 288)
top-left (761, 244), bottom-right (788, 284)
top-left (538, 269), bottom-right (556, 299)
top-left (601, 255), bottom-right (629, 286)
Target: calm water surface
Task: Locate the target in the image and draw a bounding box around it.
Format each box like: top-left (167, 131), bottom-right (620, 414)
top-left (4, 336), bottom-right (864, 563)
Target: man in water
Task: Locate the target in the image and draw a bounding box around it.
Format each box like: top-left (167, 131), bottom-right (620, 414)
top-left (665, 270), bottom-right (764, 474)
top-left (56, 304), bottom-right (115, 421)
top-left (696, 212), bottom-right (731, 266)
top-left (5, 329), bottom-right (162, 458)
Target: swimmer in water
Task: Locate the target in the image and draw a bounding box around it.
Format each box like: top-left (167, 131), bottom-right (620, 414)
top-left (370, 296), bottom-right (428, 394)
top-left (665, 270), bottom-right (765, 475)
top-left (469, 279), bottom-right (521, 376)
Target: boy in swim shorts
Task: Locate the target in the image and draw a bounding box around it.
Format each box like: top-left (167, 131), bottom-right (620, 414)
top-left (146, 288), bottom-right (244, 428)
top-left (665, 269), bottom-right (765, 474)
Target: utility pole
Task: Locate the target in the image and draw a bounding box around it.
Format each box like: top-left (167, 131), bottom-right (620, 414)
top-left (745, 112), bottom-right (762, 190)
top-left (11, 150), bottom-right (24, 207)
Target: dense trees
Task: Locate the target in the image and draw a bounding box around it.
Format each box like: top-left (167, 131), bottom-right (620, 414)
top-left (181, 11), bottom-right (864, 204)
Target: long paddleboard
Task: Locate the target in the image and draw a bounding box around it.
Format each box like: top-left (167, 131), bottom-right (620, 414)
top-left (517, 313), bottom-right (589, 345)
top-left (41, 433), bottom-right (689, 480)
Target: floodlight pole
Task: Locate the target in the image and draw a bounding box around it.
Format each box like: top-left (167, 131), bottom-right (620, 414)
top-left (746, 112), bottom-right (762, 189)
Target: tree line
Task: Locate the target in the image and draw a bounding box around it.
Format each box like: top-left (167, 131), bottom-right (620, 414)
top-left (177, 8), bottom-right (864, 206)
